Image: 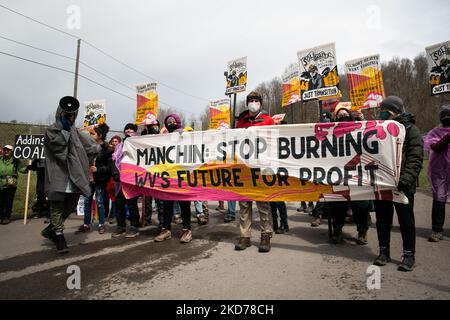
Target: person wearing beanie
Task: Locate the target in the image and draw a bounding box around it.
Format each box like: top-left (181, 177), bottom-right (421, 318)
top-left (424, 105), bottom-right (450, 242)
top-left (111, 123), bottom-right (141, 238)
top-left (235, 91), bottom-right (275, 253)
top-left (140, 119), bottom-right (164, 229)
top-left (154, 114), bottom-right (193, 243)
top-left (373, 95), bottom-right (423, 271)
top-left (43, 96), bottom-right (100, 253)
top-left (76, 124), bottom-right (112, 235)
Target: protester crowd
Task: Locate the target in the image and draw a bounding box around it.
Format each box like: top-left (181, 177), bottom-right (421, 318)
top-left (0, 92), bottom-right (449, 273)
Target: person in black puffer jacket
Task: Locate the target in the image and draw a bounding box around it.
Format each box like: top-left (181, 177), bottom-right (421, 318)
top-left (76, 123), bottom-right (113, 235)
top-left (373, 96), bottom-right (424, 272)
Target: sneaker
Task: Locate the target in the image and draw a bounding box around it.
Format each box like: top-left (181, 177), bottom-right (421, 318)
top-left (173, 216), bottom-right (182, 225)
top-left (356, 231), bottom-right (368, 245)
top-left (197, 215), bottom-right (207, 225)
top-left (259, 233), bottom-right (271, 252)
top-left (310, 217), bottom-right (321, 227)
top-left (397, 252), bottom-right (415, 272)
top-left (125, 227), bottom-right (140, 238)
top-left (305, 205), bottom-right (314, 214)
top-left (275, 225), bottom-right (289, 234)
top-left (108, 217), bottom-right (116, 224)
top-left (98, 225), bottom-right (105, 234)
top-left (428, 231), bottom-right (444, 242)
top-left (224, 215), bottom-right (236, 223)
top-left (111, 229), bottom-right (126, 238)
top-left (296, 206), bottom-right (306, 212)
top-left (75, 224), bottom-right (90, 234)
top-left (180, 229), bottom-right (193, 243)
top-left (155, 229), bottom-right (172, 242)
top-left (373, 247), bottom-right (391, 266)
top-left (54, 233), bottom-right (69, 254)
top-left (235, 237), bottom-right (251, 250)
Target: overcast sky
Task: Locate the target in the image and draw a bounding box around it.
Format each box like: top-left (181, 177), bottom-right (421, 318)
top-left (1, 0), bottom-right (449, 131)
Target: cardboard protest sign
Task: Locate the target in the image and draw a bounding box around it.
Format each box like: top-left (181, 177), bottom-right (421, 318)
top-left (84, 100), bottom-right (106, 128)
top-left (136, 83), bottom-right (158, 125)
top-left (281, 64), bottom-right (300, 107)
top-left (209, 98), bottom-right (231, 130)
top-left (13, 135), bottom-right (45, 160)
top-left (426, 40), bottom-right (450, 96)
top-left (297, 43), bottom-right (341, 101)
top-left (225, 57), bottom-right (247, 95)
top-left (345, 54), bottom-right (385, 110)
top-left (272, 114), bottom-right (286, 124)
top-left (120, 121), bottom-right (407, 203)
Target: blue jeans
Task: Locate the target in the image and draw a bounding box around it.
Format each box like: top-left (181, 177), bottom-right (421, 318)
top-left (84, 184), bottom-right (106, 226)
top-left (194, 201), bottom-right (204, 216)
top-left (227, 201), bottom-right (236, 217)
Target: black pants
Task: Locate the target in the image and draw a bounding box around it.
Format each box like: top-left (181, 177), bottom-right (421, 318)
top-left (332, 201), bottom-right (369, 233)
top-left (374, 193), bottom-right (415, 253)
top-left (432, 200), bottom-right (447, 232)
top-left (145, 196), bottom-right (164, 224)
top-left (163, 200), bottom-right (191, 230)
top-left (0, 187), bottom-right (17, 219)
top-left (270, 202), bottom-right (288, 229)
top-left (115, 190), bottom-right (140, 230)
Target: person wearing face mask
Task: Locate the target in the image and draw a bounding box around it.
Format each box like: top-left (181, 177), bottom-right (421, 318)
top-left (328, 107), bottom-right (371, 245)
top-left (235, 91), bottom-right (275, 252)
top-left (42, 96), bottom-right (100, 253)
top-left (373, 96), bottom-right (423, 271)
top-left (424, 105), bottom-right (450, 242)
top-left (111, 123), bottom-right (141, 239)
top-left (154, 114), bottom-right (193, 244)
top-left (141, 119), bottom-right (164, 229)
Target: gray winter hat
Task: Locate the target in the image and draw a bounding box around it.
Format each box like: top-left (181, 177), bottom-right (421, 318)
top-left (380, 96), bottom-right (404, 114)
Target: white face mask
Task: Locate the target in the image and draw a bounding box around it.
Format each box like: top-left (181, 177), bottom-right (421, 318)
top-left (248, 101), bottom-right (261, 113)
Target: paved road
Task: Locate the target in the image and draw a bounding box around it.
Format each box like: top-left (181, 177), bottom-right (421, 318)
top-left (0, 192), bottom-right (449, 300)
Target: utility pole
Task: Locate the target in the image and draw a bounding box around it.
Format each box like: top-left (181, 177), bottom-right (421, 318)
top-left (73, 39), bottom-right (81, 98)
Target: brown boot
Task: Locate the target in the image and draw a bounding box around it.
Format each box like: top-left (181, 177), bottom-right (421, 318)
top-left (234, 237), bottom-right (251, 250)
top-left (258, 233), bottom-right (271, 253)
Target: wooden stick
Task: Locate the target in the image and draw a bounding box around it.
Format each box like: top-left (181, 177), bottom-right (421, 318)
top-left (23, 160), bottom-right (32, 225)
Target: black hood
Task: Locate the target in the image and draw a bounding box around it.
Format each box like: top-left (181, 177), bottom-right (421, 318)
top-left (394, 112), bottom-right (416, 125)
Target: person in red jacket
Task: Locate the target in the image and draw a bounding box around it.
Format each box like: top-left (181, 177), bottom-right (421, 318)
top-left (235, 91), bottom-right (275, 252)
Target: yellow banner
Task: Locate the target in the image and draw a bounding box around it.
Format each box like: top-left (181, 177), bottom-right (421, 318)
top-left (135, 83), bottom-right (158, 125)
top-left (209, 99), bottom-right (231, 130)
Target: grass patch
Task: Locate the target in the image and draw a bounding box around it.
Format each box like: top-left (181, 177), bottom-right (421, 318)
top-left (418, 158), bottom-right (431, 193)
top-left (12, 171), bottom-right (37, 219)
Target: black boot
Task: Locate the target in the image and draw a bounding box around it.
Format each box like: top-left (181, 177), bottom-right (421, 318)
top-left (54, 233), bottom-right (69, 254)
top-left (373, 247), bottom-right (391, 266)
top-left (398, 251), bottom-right (415, 272)
top-left (41, 225), bottom-right (57, 243)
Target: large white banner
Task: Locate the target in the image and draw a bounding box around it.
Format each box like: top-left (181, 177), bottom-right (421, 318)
top-left (120, 121), bottom-right (407, 203)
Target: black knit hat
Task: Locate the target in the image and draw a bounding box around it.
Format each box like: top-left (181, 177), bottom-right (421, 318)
top-left (94, 123), bottom-right (110, 141)
top-left (123, 123), bottom-right (138, 133)
top-left (439, 105), bottom-right (450, 119)
top-left (380, 96), bottom-right (404, 114)
top-left (246, 91), bottom-right (263, 106)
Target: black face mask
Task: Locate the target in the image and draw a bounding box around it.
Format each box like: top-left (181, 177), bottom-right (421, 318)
top-left (148, 127), bottom-right (160, 134)
top-left (442, 118), bottom-right (450, 127)
top-left (167, 123), bottom-right (178, 133)
top-left (337, 116), bottom-right (351, 122)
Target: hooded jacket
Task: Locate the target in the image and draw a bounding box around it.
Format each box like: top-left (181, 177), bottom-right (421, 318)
top-left (164, 114), bottom-right (183, 133)
top-left (394, 112), bottom-right (424, 194)
top-left (44, 106), bottom-right (100, 199)
top-left (236, 110), bottom-right (275, 128)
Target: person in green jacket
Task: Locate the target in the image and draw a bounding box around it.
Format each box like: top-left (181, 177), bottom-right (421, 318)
top-left (373, 96), bottom-right (424, 272)
top-left (0, 145), bottom-right (28, 224)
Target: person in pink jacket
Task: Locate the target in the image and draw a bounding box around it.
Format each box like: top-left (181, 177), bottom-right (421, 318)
top-left (424, 105), bottom-right (450, 242)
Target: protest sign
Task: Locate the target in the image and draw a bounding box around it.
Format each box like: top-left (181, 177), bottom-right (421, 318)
top-left (281, 64), bottom-right (300, 107)
top-left (136, 83), bottom-right (158, 125)
top-left (426, 40), bottom-right (450, 96)
top-left (84, 100), bottom-right (106, 128)
top-left (345, 54), bottom-right (385, 110)
top-left (297, 43), bottom-right (340, 101)
top-left (225, 57), bottom-right (247, 95)
top-left (209, 98), bottom-right (231, 130)
top-left (13, 135), bottom-right (45, 160)
top-left (120, 121), bottom-right (407, 203)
